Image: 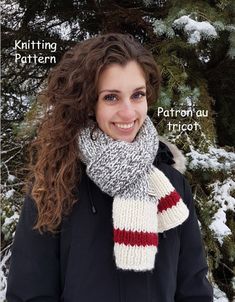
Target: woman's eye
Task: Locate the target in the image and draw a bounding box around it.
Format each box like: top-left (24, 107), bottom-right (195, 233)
top-left (104, 94), bottom-right (117, 102)
top-left (132, 92), bottom-right (146, 100)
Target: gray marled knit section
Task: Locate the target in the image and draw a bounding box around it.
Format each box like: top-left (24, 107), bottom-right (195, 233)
top-left (78, 116), bottom-right (159, 199)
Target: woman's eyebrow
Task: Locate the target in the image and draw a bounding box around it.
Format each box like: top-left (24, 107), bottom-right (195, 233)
top-left (99, 86), bottom-right (146, 95)
top-left (99, 89), bottom-right (120, 94)
top-left (133, 86), bottom-right (146, 91)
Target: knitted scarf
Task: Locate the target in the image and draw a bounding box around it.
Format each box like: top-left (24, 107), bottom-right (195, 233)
top-left (78, 116), bottom-right (189, 272)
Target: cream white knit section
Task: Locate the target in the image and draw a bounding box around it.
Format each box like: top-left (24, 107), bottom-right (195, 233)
top-left (114, 244), bottom-right (157, 271)
top-left (158, 201), bottom-right (189, 233)
top-left (148, 167), bottom-right (175, 198)
top-left (112, 196), bottom-right (158, 233)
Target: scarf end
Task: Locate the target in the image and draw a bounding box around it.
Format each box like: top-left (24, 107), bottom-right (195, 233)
top-left (148, 167), bottom-right (190, 232)
top-left (114, 243), bottom-right (157, 272)
top-left (158, 198), bottom-right (189, 232)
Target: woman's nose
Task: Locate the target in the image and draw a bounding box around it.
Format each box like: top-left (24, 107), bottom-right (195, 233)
top-left (117, 99), bottom-right (135, 120)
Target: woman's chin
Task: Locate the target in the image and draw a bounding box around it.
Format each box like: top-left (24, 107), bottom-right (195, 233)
top-left (113, 133), bottom-right (136, 142)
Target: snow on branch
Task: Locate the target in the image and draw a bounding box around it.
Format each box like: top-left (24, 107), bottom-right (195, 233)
top-left (209, 179), bottom-right (235, 245)
top-left (187, 147), bottom-right (235, 171)
top-left (213, 283), bottom-right (229, 302)
top-left (152, 19), bottom-right (175, 38)
top-left (0, 249), bottom-right (11, 301)
top-left (173, 15), bottom-right (218, 44)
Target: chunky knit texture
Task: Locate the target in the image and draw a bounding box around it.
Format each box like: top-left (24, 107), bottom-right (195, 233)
top-left (78, 116), bottom-right (189, 271)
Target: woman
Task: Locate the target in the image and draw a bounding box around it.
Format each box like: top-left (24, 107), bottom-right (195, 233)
top-left (7, 33), bottom-right (213, 301)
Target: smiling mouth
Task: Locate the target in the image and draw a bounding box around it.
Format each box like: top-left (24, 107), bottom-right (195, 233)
top-left (114, 121), bottom-right (135, 129)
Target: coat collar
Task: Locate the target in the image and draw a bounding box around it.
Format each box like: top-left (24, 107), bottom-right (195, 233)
top-left (156, 138), bottom-right (187, 174)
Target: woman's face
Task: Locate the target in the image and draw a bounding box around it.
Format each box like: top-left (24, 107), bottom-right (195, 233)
top-left (96, 61), bottom-right (148, 143)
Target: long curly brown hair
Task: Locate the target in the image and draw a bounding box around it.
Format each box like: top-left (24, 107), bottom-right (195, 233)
top-left (25, 33), bottom-right (161, 233)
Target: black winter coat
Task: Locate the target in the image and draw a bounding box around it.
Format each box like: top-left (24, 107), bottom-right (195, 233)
top-left (6, 142), bottom-right (213, 302)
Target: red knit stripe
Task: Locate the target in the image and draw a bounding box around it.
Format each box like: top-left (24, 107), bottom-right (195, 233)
top-left (158, 190), bottom-right (181, 212)
top-left (114, 228), bottom-right (158, 247)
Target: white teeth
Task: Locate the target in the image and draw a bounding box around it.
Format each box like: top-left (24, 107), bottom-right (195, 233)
top-left (115, 122), bottom-right (134, 129)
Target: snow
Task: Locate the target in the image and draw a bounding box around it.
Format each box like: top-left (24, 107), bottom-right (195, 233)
top-left (143, 0), bottom-right (167, 7)
top-left (187, 147), bottom-right (235, 171)
top-left (210, 208), bottom-right (232, 244)
top-left (28, 16), bottom-right (81, 41)
top-left (213, 283), bottom-right (229, 301)
top-left (209, 179), bottom-right (235, 245)
top-left (173, 15), bottom-right (218, 44)
top-left (46, 19), bottom-right (74, 41)
top-left (226, 24), bottom-right (235, 31)
top-left (0, 250), bottom-right (11, 301)
top-left (184, 96), bottom-right (195, 108)
top-left (5, 189), bottom-right (15, 199)
top-left (153, 19), bottom-right (175, 38)
top-left (1, 0), bottom-right (24, 30)
top-left (3, 212), bottom-right (19, 227)
top-left (198, 53), bottom-right (211, 63)
top-left (187, 146), bottom-right (235, 245)
top-left (2, 93), bottom-right (32, 119)
top-left (7, 174), bottom-right (16, 183)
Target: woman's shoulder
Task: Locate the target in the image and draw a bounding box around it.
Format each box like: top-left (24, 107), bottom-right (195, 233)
top-left (155, 138), bottom-right (187, 175)
top-left (154, 139), bottom-right (189, 198)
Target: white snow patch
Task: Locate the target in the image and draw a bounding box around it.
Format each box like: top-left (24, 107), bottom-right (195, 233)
top-left (5, 189), bottom-right (15, 199)
top-left (47, 20), bottom-right (74, 41)
top-left (7, 174), bottom-right (16, 182)
top-left (213, 282), bottom-right (229, 301)
top-left (0, 249), bottom-right (11, 301)
top-left (199, 53), bottom-right (210, 63)
top-left (188, 30), bottom-right (201, 44)
top-left (185, 96), bottom-right (193, 107)
top-left (173, 15), bottom-right (218, 44)
top-left (187, 147), bottom-right (235, 171)
top-left (209, 179), bottom-right (235, 245)
top-left (3, 212), bottom-right (19, 227)
top-left (153, 19), bottom-right (175, 38)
